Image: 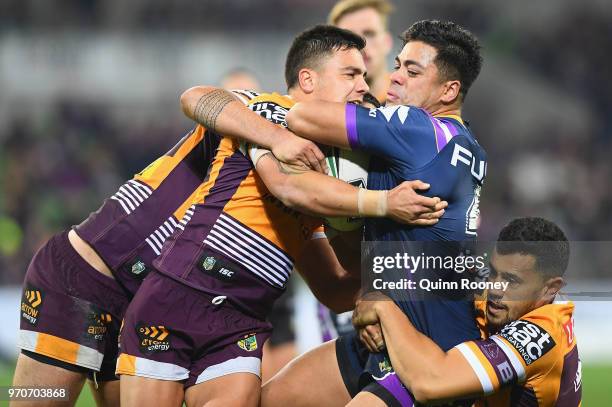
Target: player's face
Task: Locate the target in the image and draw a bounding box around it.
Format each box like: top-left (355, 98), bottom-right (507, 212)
top-left (387, 41), bottom-right (446, 109)
top-left (336, 8), bottom-right (391, 77)
top-left (485, 251), bottom-right (547, 333)
top-left (315, 48), bottom-right (369, 103)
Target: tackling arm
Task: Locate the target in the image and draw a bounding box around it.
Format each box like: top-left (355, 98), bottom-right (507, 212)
top-left (286, 101), bottom-right (351, 149)
top-left (180, 86), bottom-right (326, 172)
top-left (254, 152), bottom-right (447, 224)
top-left (354, 300), bottom-right (483, 404)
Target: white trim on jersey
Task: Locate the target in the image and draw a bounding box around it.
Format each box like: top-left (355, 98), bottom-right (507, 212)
top-left (455, 342), bottom-right (495, 395)
top-left (110, 179), bottom-right (153, 215)
top-left (144, 215), bottom-right (180, 256)
top-left (491, 335), bottom-right (527, 382)
top-left (203, 213), bottom-right (293, 288)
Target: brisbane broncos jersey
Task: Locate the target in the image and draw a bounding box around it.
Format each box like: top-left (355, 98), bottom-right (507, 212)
top-left (74, 89), bottom-right (261, 295)
top-left (457, 301), bottom-right (581, 406)
top-left (153, 92), bottom-right (324, 319)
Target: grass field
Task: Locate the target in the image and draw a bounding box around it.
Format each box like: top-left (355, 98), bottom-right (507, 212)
top-left (2, 362), bottom-right (611, 406)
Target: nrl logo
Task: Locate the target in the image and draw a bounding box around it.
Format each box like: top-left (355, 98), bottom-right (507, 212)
top-left (202, 256), bottom-right (216, 271)
top-left (131, 261), bottom-right (146, 275)
top-left (378, 358), bottom-right (392, 374)
top-left (237, 334), bottom-right (258, 352)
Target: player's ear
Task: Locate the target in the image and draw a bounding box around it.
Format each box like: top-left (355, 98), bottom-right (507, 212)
top-left (539, 276), bottom-right (565, 305)
top-left (440, 80), bottom-right (461, 104)
top-left (298, 68), bottom-right (316, 94)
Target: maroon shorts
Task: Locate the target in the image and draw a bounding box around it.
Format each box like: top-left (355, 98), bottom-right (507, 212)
top-left (18, 231), bottom-right (129, 380)
top-left (117, 271), bottom-right (272, 387)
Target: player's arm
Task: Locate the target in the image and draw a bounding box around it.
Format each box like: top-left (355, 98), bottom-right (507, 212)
top-left (288, 102), bottom-right (438, 168)
top-left (180, 86), bottom-right (326, 172)
top-left (286, 101), bottom-right (351, 148)
top-left (254, 152), bottom-right (447, 225)
top-left (353, 299), bottom-right (483, 404)
top-left (295, 236), bottom-right (361, 313)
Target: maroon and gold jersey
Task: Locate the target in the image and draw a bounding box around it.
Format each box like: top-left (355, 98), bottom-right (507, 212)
top-left (153, 93), bottom-right (324, 318)
top-left (74, 89), bottom-right (260, 295)
top-left (456, 301), bottom-right (581, 406)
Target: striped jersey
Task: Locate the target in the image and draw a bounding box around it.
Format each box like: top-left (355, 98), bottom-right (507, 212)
top-left (153, 92), bottom-right (324, 319)
top-left (74, 90), bottom-right (259, 295)
top-left (456, 301), bottom-right (581, 406)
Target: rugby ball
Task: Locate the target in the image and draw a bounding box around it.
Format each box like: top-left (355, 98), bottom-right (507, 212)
top-left (325, 147), bottom-right (370, 232)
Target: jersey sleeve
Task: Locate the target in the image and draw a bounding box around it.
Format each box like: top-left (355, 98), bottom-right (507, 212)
top-left (454, 317), bottom-right (559, 396)
top-left (345, 103), bottom-right (440, 169)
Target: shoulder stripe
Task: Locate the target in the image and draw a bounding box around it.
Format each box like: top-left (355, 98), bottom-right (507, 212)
top-left (491, 335), bottom-right (526, 381)
top-left (456, 343), bottom-right (495, 395)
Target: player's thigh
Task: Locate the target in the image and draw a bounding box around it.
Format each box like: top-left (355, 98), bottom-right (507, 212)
top-left (11, 352), bottom-right (86, 407)
top-left (345, 391), bottom-right (388, 407)
top-left (120, 374), bottom-right (183, 407)
top-left (261, 339), bottom-right (350, 407)
top-left (88, 379), bottom-right (119, 407)
top-left (184, 372), bottom-right (260, 407)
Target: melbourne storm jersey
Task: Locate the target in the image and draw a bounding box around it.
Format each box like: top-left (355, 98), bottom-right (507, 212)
top-left (153, 93), bottom-right (324, 319)
top-left (345, 103), bottom-right (487, 242)
top-left (460, 301), bottom-right (581, 406)
top-left (345, 103), bottom-right (487, 350)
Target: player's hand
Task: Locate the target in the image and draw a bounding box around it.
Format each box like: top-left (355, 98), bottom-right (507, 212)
top-left (387, 180), bottom-right (448, 225)
top-left (271, 131), bottom-right (328, 174)
top-left (358, 324), bottom-right (385, 353)
top-left (352, 292), bottom-right (388, 326)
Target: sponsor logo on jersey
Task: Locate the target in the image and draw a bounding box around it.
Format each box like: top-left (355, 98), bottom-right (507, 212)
top-left (237, 334), bottom-right (258, 352)
top-left (137, 324), bottom-right (171, 353)
top-left (21, 288), bottom-right (43, 325)
top-left (86, 312), bottom-right (112, 341)
top-left (248, 101), bottom-right (288, 127)
top-left (499, 320), bottom-right (555, 365)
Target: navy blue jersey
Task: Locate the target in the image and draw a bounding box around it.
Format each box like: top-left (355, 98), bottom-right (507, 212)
top-left (346, 103), bottom-right (488, 350)
top-left (346, 103), bottom-right (486, 242)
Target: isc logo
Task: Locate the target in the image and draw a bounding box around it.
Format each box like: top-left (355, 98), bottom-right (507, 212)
top-left (450, 144), bottom-right (486, 182)
top-left (218, 267), bottom-right (234, 278)
top-left (500, 320), bottom-right (555, 365)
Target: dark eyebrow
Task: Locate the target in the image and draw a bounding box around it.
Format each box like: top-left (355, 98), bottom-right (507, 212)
top-left (394, 56), bottom-right (425, 70)
top-left (343, 66), bottom-right (367, 77)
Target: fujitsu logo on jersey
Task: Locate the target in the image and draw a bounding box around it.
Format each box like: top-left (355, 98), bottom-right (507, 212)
top-left (450, 143), bottom-right (486, 182)
top-left (499, 320), bottom-right (555, 365)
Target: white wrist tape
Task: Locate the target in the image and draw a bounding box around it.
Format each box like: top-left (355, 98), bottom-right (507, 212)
top-left (357, 188), bottom-right (388, 217)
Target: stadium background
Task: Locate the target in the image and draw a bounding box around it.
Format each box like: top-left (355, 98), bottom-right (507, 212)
top-left (0, 0), bottom-right (610, 405)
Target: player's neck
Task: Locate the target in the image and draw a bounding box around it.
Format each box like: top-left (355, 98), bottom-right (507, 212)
top-left (287, 87), bottom-right (310, 103)
top-left (430, 103), bottom-right (462, 119)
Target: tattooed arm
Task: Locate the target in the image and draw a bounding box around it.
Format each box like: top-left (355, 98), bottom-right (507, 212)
top-left (180, 86), bottom-right (326, 173)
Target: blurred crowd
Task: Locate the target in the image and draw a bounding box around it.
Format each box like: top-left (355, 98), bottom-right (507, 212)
top-left (1, 0), bottom-right (611, 284)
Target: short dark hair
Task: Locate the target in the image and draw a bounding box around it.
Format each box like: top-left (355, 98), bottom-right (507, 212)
top-left (285, 25), bottom-right (366, 90)
top-left (496, 217), bottom-right (570, 277)
top-left (401, 20), bottom-right (482, 100)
